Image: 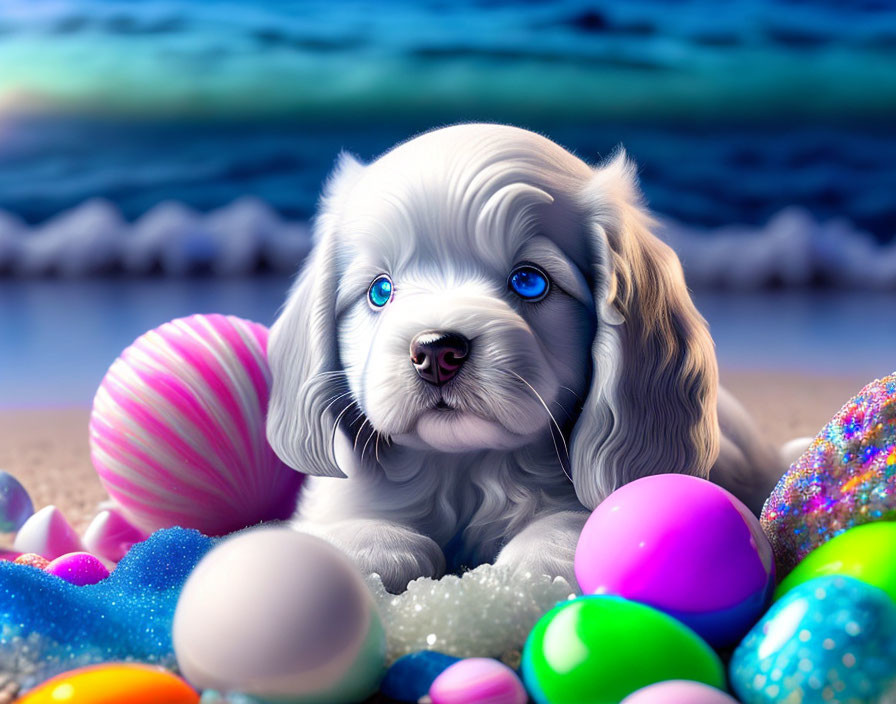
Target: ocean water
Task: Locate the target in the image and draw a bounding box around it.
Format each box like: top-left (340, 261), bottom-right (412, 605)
top-left (2, 120), bottom-right (895, 242)
top-left (1, 124), bottom-right (896, 287)
top-left (0, 0), bottom-right (894, 251)
top-left (1, 279), bottom-right (894, 408)
top-left (1, 1), bottom-right (895, 405)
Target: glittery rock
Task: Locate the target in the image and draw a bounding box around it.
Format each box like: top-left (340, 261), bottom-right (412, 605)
top-left (762, 373), bottom-right (896, 575)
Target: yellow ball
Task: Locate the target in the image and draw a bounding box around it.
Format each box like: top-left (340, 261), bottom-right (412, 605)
top-left (17, 663), bottom-right (199, 704)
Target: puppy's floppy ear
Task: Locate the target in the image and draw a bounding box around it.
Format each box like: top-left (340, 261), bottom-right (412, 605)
top-left (266, 152), bottom-right (366, 477)
top-left (569, 150), bottom-right (720, 509)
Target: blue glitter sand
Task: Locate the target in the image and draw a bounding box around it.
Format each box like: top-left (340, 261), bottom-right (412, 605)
top-left (0, 527), bottom-right (215, 689)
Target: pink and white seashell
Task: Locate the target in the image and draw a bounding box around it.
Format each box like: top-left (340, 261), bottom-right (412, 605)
top-left (89, 314), bottom-right (303, 537)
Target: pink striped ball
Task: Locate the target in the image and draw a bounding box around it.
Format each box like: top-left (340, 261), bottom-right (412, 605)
top-left (90, 314), bottom-right (303, 536)
top-left (429, 658), bottom-right (527, 704)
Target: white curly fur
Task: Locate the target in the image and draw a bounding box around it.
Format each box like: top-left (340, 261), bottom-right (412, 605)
top-left (267, 123), bottom-right (785, 593)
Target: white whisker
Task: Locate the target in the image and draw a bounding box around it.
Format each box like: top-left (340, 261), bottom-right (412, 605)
top-left (353, 417), bottom-right (370, 452)
top-left (300, 369), bottom-right (349, 395)
top-left (330, 399), bottom-right (359, 450)
top-left (505, 370), bottom-right (573, 484)
top-left (321, 389), bottom-right (354, 417)
top-left (551, 399), bottom-right (575, 421)
top-left (361, 425), bottom-right (377, 462)
top-left (558, 384), bottom-right (582, 402)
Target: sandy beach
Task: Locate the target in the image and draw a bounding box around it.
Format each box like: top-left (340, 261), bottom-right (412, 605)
top-left (0, 368), bottom-right (873, 546)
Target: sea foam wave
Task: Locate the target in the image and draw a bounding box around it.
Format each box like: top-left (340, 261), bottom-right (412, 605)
top-left (0, 198), bottom-right (311, 277)
top-left (661, 208), bottom-right (896, 290)
top-left (0, 198), bottom-right (894, 289)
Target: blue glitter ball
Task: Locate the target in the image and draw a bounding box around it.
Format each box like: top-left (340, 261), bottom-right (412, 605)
top-left (0, 527), bottom-right (215, 690)
top-left (730, 575), bottom-right (896, 703)
top-left (380, 650), bottom-right (461, 702)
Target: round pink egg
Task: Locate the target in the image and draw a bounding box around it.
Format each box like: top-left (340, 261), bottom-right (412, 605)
top-left (429, 658), bottom-right (527, 704)
top-left (575, 474), bottom-right (775, 648)
top-left (89, 314), bottom-right (303, 537)
top-left (46, 552), bottom-right (111, 586)
top-left (621, 681), bottom-right (739, 704)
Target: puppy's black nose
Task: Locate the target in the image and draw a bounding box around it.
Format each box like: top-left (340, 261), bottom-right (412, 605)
top-left (410, 331), bottom-right (470, 386)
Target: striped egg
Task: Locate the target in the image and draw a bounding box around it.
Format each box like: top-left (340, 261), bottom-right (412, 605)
top-left (429, 658), bottom-right (528, 704)
top-left (90, 314), bottom-right (303, 536)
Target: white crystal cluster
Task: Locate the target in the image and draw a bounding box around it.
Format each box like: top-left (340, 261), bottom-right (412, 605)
top-left (365, 564), bottom-right (576, 665)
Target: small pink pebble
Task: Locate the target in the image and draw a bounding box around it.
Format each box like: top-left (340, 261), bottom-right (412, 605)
top-left (13, 505), bottom-right (85, 560)
top-left (83, 507), bottom-right (148, 563)
top-left (13, 552), bottom-right (49, 569)
top-left (621, 681), bottom-right (739, 704)
top-left (429, 658), bottom-right (527, 704)
top-left (46, 551), bottom-right (111, 586)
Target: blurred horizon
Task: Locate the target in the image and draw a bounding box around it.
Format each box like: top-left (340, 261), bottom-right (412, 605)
top-left (1, 0), bottom-right (895, 124)
top-left (2, 277), bottom-right (894, 408)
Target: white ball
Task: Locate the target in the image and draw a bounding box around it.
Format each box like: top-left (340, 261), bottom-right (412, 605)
top-left (173, 527), bottom-right (386, 703)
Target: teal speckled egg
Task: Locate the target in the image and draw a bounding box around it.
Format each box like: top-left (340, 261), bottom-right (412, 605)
top-left (730, 575), bottom-right (896, 703)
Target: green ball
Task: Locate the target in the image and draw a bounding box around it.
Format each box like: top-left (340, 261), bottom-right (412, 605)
top-left (775, 521), bottom-right (896, 603)
top-left (521, 596), bottom-right (726, 704)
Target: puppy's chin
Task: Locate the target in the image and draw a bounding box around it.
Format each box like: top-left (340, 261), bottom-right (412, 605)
top-left (393, 410), bottom-right (532, 453)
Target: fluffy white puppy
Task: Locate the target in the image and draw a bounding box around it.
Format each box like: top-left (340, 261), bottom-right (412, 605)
top-left (267, 123), bottom-right (784, 593)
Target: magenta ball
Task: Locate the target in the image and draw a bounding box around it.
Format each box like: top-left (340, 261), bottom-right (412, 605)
top-left (574, 474), bottom-right (774, 647)
top-left (429, 658), bottom-right (527, 704)
top-left (46, 552), bottom-right (111, 586)
top-left (621, 681), bottom-right (739, 704)
top-left (89, 314), bottom-right (303, 537)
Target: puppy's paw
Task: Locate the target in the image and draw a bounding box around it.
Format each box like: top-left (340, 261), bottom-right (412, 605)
top-left (495, 545), bottom-right (578, 591)
top-left (301, 519), bottom-right (446, 594)
top-left (494, 510), bottom-right (588, 592)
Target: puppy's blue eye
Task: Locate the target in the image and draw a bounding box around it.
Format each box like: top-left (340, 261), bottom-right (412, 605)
top-left (509, 265), bottom-right (549, 301)
top-left (368, 275), bottom-right (393, 308)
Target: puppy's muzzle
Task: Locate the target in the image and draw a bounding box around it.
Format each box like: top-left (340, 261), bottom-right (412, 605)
top-left (410, 331), bottom-right (470, 387)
